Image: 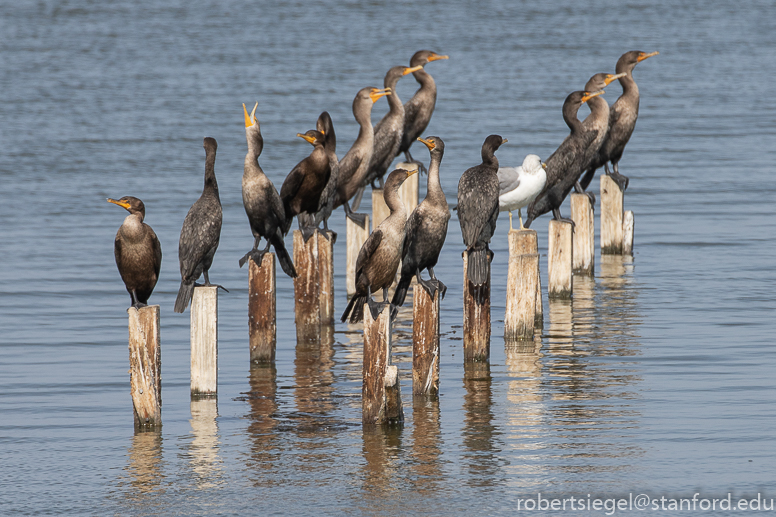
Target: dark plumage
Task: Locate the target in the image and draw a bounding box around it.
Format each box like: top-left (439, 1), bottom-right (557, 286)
top-left (580, 50), bottom-right (659, 192)
top-left (108, 196), bottom-right (162, 308)
top-left (174, 137), bottom-right (225, 313)
top-left (239, 102), bottom-right (297, 277)
top-left (303, 111), bottom-right (340, 238)
top-left (341, 167), bottom-right (417, 323)
top-left (392, 136), bottom-right (450, 307)
top-left (280, 129), bottom-right (330, 241)
top-left (524, 90), bottom-right (604, 228)
top-left (398, 50), bottom-right (449, 170)
top-left (457, 135), bottom-right (506, 286)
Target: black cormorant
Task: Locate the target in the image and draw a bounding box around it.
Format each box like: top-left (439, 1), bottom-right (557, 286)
top-left (300, 111), bottom-right (339, 240)
top-left (174, 137), bottom-right (225, 313)
top-left (392, 136), bottom-right (450, 307)
top-left (108, 196), bottom-right (162, 308)
top-left (341, 167), bottom-right (417, 323)
top-left (457, 135), bottom-right (507, 286)
top-left (239, 102), bottom-right (297, 277)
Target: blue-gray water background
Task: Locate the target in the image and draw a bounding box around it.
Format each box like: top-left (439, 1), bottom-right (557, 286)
top-left (2, 0), bottom-right (775, 515)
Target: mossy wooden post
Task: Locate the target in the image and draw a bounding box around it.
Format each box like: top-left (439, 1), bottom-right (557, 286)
top-left (412, 285), bottom-right (439, 396)
top-left (371, 188), bottom-right (390, 232)
top-left (128, 305), bottom-right (161, 427)
top-left (396, 162), bottom-right (419, 212)
top-left (363, 304), bottom-right (403, 425)
top-left (571, 193), bottom-right (595, 275)
top-left (601, 175), bottom-right (624, 254)
top-left (548, 220), bottom-right (573, 299)
top-left (293, 230), bottom-right (321, 343)
top-left (346, 215), bottom-right (370, 297)
top-left (505, 229), bottom-right (543, 335)
top-left (191, 286), bottom-right (218, 397)
top-left (623, 210), bottom-right (635, 256)
top-left (463, 253), bottom-right (490, 362)
top-left (249, 253), bottom-right (275, 363)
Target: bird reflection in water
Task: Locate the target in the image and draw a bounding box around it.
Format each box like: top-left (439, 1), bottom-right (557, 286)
top-left (463, 361), bottom-right (504, 487)
top-left (187, 398), bottom-right (223, 489)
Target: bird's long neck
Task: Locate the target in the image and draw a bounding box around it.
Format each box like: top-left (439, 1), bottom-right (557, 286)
top-left (563, 104), bottom-right (584, 134)
top-left (481, 149), bottom-right (499, 169)
top-left (121, 213), bottom-right (145, 241)
top-left (412, 68), bottom-right (435, 92)
top-left (354, 104), bottom-right (374, 146)
top-left (426, 153), bottom-right (445, 202)
top-left (204, 147), bottom-right (218, 193)
top-left (384, 183), bottom-right (407, 218)
top-left (385, 77), bottom-right (403, 114)
top-left (617, 67), bottom-right (639, 102)
top-left (585, 96), bottom-right (609, 126)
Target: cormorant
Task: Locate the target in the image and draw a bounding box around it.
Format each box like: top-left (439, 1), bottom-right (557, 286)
top-left (341, 167), bottom-right (418, 323)
top-left (524, 90), bottom-right (604, 228)
top-left (579, 50), bottom-right (659, 192)
top-left (108, 196), bottom-right (162, 309)
top-left (398, 50), bottom-right (449, 171)
top-left (332, 86), bottom-right (391, 227)
top-left (174, 137), bottom-right (225, 313)
top-left (457, 135), bottom-right (507, 286)
top-left (299, 111), bottom-right (339, 240)
top-left (280, 129), bottom-right (330, 241)
top-left (239, 102), bottom-right (297, 277)
top-left (498, 154), bottom-right (547, 231)
top-left (392, 136), bottom-right (450, 307)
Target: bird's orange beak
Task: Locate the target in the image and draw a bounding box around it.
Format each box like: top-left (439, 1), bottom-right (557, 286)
top-left (637, 51), bottom-right (659, 62)
top-left (417, 137), bottom-right (435, 150)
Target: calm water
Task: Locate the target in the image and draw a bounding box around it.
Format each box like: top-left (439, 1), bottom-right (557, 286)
top-left (2, 0), bottom-right (775, 514)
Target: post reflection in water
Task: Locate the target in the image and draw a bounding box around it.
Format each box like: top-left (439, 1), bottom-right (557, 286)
top-left (188, 398), bottom-right (223, 489)
top-left (294, 323), bottom-right (336, 423)
top-left (462, 361), bottom-right (504, 487)
top-left (245, 364), bottom-right (280, 485)
top-left (360, 425), bottom-right (404, 504)
top-left (409, 397), bottom-right (444, 494)
top-left (124, 429), bottom-right (164, 497)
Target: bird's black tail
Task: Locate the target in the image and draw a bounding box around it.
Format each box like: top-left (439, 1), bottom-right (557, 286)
top-left (341, 294), bottom-right (366, 323)
top-left (174, 280), bottom-right (194, 313)
top-left (391, 273), bottom-right (412, 307)
top-left (272, 235), bottom-right (297, 278)
top-left (466, 247), bottom-right (490, 286)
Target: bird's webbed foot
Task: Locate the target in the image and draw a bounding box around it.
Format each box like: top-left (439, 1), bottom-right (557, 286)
top-left (239, 248), bottom-right (266, 268)
top-left (609, 171), bottom-right (629, 192)
top-left (416, 274), bottom-right (438, 300)
top-left (300, 225), bottom-right (317, 243)
top-left (574, 180), bottom-right (596, 206)
top-left (551, 208), bottom-right (576, 228)
top-left (346, 211), bottom-right (368, 229)
top-left (586, 190), bottom-right (596, 206)
top-left (131, 302), bottom-right (148, 309)
top-left (201, 281), bottom-right (230, 293)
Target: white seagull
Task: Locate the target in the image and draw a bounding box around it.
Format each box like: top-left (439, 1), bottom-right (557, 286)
top-left (498, 154), bottom-right (547, 231)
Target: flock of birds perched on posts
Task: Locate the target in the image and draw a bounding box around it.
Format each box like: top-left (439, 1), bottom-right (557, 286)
top-left (108, 49), bottom-right (658, 324)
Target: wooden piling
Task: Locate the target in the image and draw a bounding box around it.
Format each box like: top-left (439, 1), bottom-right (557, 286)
top-left (463, 253), bottom-right (490, 362)
top-left (318, 231), bottom-right (335, 325)
top-left (548, 220), bottom-right (573, 299)
top-left (249, 253), bottom-right (275, 363)
top-left (128, 305), bottom-right (161, 427)
top-left (571, 193), bottom-right (595, 275)
top-left (623, 210), bottom-right (635, 256)
top-left (505, 229), bottom-right (543, 332)
top-left (294, 230), bottom-right (321, 343)
top-left (396, 162), bottom-right (419, 212)
top-left (371, 188), bottom-right (390, 232)
top-left (412, 284), bottom-right (439, 396)
top-left (191, 286), bottom-right (218, 397)
top-left (346, 215), bottom-right (370, 297)
top-left (505, 252), bottom-right (540, 340)
top-left (601, 175), bottom-right (624, 255)
top-left (363, 304), bottom-right (403, 425)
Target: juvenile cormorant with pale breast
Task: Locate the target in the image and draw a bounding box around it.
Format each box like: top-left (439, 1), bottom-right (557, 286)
top-left (498, 154), bottom-right (547, 231)
top-left (239, 102), bottom-right (297, 277)
top-left (392, 136), bottom-right (450, 307)
top-left (341, 167), bottom-right (417, 323)
top-left (174, 137), bottom-right (225, 313)
top-left (108, 196), bottom-right (162, 308)
top-left (458, 134), bottom-right (507, 286)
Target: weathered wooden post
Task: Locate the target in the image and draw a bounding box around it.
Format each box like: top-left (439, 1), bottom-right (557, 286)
top-left (128, 305), bottom-right (161, 427)
top-left (371, 188), bottom-right (390, 231)
top-left (412, 285), bottom-right (439, 396)
top-left (463, 253), bottom-right (490, 362)
top-left (363, 304), bottom-right (403, 425)
top-left (346, 215), bottom-right (370, 297)
top-left (191, 286), bottom-right (217, 397)
top-left (548, 220), bottom-right (573, 299)
top-left (571, 193), bottom-right (595, 275)
top-left (623, 210), bottom-right (635, 256)
top-left (249, 253), bottom-right (275, 363)
top-left (396, 162), bottom-right (419, 212)
top-left (505, 229), bottom-right (543, 339)
top-left (318, 231), bottom-right (335, 325)
top-left (600, 175), bottom-right (623, 255)
top-left (293, 229), bottom-right (335, 343)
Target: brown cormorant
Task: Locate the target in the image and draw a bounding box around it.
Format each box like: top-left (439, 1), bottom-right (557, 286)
top-left (524, 90), bottom-right (604, 228)
top-left (392, 136), bottom-right (450, 307)
top-left (579, 50), bottom-right (659, 192)
top-left (498, 154), bottom-right (547, 231)
top-left (239, 102), bottom-right (297, 277)
top-left (174, 137), bottom-right (225, 313)
top-left (108, 196), bottom-right (162, 308)
top-left (280, 129), bottom-right (330, 241)
top-left (300, 111), bottom-right (339, 240)
top-left (333, 86), bottom-right (391, 227)
top-left (341, 167), bottom-right (418, 323)
top-left (457, 135), bottom-right (507, 286)
top-left (398, 50), bottom-right (449, 171)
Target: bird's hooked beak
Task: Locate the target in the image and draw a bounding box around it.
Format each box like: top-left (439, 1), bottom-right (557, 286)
top-left (581, 90), bottom-right (605, 103)
top-left (297, 132), bottom-right (318, 145)
top-left (405, 166), bottom-right (419, 177)
top-left (403, 65), bottom-right (424, 75)
top-left (604, 72), bottom-right (627, 85)
top-left (428, 53), bottom-right (449, 62)
top-left (417, 137), bottom-right (435, 150)
top-left (243, 102), bottom-right (258, 128)
top-left (107, 198), bottom-right (130, 210)
top-left (501, 138), bottom-right (509, 144)
top-left (637, 51), bottom-right (659, 62)
top-left (369, 88), bottom-right (391, 103)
